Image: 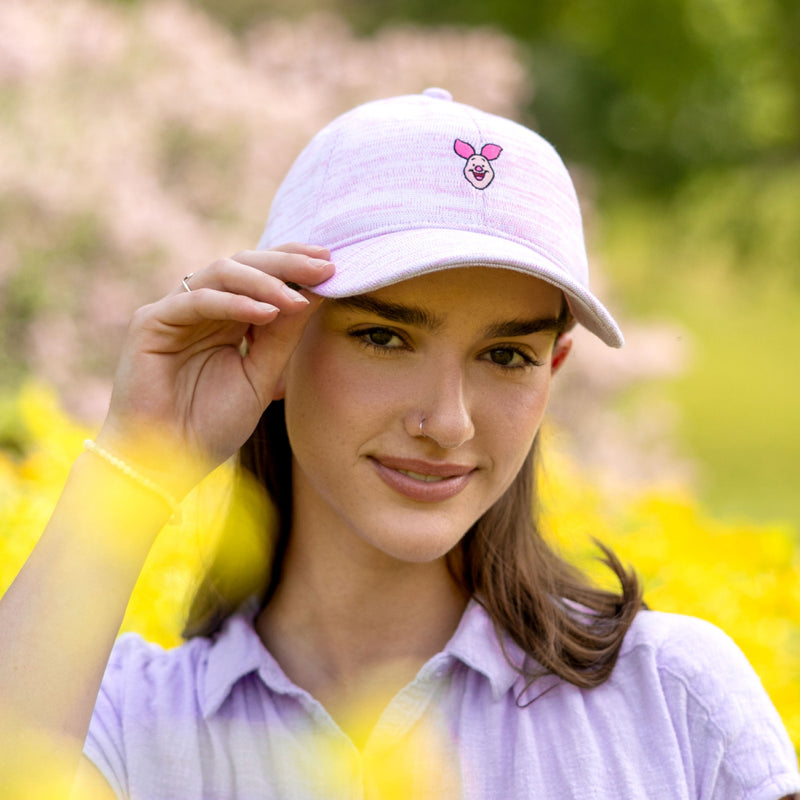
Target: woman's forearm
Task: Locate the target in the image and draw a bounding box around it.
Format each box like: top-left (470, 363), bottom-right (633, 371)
top-left (0, 451), bottom-right (171, 790)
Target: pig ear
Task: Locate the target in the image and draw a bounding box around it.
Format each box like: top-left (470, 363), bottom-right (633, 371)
top-left (454, 139), bottom-right (475, 160)
top-left (480, 143), bottom-right (502, 160)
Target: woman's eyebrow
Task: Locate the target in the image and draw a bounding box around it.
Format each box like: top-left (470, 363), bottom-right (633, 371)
top-left (482, 316), bottom-right (565, 338)
top-left (330, 295), bottom-right (444, 331)
top-left (330, 295), bottom-right (565, 337)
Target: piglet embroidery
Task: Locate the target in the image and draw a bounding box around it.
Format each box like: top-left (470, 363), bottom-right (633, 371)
top-left (454, 139), bottom-right (502, 189)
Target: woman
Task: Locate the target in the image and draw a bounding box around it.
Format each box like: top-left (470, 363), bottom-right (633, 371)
top-left (1, 89), bottom-right (798, 799)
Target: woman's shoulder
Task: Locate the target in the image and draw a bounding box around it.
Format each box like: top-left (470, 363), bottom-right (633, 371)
top-left (105, 629), bottom-right (206, 676)
top-left (96, 629), bottom-right (214, 722)
top-left (621, 609), bottom-right (742, 662)
top-left (85, 612), bottom-right (273, 796)
top-left (615, 610), bottom-right (764, 701)
top-left (101, 611), bottom-right (261, 704)
top-left (614, 610), bottom-right (793, 750)
top-left (618, 609), bottom-right (755, 685)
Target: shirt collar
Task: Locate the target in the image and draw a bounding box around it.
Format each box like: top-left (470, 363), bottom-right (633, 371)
top-left (199, 597), bottom-right (530, 718)
top-left (200, 600), bottom-right (308, 718)
top-left (442, 598), bottom-right (530, 700)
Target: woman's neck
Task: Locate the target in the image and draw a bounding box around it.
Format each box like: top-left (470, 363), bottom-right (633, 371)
top-left (255, 536), bottom-right (467, 747)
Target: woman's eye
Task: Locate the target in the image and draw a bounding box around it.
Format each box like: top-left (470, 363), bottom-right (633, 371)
top-left (366, 329), bottom-right (396, 347)
top-left (350, 327), bottom-right (406, 350)
top-left (485, 347), bottom-right (538, 369)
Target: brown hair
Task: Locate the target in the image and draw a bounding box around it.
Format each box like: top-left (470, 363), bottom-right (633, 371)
top-left (183, 398), bottom-right (644, 691)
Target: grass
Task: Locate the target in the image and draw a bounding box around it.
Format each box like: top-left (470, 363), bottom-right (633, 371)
top-left (598, 192), bottom-right (800, 525)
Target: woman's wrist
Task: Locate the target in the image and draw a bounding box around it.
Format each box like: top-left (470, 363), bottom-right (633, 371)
top-left (92, 418), bottom-right (213, 504)
top-left (52, 451), bottom-right (178, 561)
top-left (83, 439), bottom-right (181, 522)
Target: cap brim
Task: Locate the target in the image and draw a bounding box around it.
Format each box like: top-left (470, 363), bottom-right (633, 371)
top-left (310, 228), bottom-right (624, 348)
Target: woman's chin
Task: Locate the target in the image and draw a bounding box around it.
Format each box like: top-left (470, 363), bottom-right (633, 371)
top-left (357, 517), bottom-right (471, 565)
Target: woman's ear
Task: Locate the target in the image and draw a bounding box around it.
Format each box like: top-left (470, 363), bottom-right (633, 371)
top-left (551, 334), bottom-right (573, 374)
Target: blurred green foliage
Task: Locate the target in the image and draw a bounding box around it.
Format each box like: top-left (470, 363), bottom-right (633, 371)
top-left (175, 0), bottom-right (800, 197)
top-left (165, 0), bottom-right (800, 521)
top-left (12, 0), bottom-right (799, 522)
top-left (600, 177), bottom-right (800, 522)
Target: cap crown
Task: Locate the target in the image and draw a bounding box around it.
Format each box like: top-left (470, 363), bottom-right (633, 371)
top-left (259, 90), bottom-right (623, 347)
top-left (263, 92), bottom-right (588, 286)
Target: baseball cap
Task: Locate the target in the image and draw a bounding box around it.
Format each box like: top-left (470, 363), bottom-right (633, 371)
top-left (258, 87), bottom-right (624, 347)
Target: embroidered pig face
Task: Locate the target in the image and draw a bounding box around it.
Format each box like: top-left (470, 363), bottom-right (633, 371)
top-left (454, 139), bottom-right (503, 190)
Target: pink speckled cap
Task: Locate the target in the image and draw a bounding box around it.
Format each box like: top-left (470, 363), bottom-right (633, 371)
top-left (258, 88), bottom-right (624, 347)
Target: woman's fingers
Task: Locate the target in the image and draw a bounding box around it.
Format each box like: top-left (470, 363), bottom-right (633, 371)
top-left (151, 245), bottom-right (334, 336)
top-left (179, 247), bottom-right (335, 299)
top-left (104, 244), bottom-right (334, 472)
top-left (232, 244), bottom-right (335, 288)
top-left (144, 287), bottom-right (281, 333)
top-left (177, 266), bottom-right (310, 317)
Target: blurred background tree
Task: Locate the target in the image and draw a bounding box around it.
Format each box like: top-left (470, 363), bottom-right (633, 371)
top-left (185, 0), bottom-right (800, 193)
top-left (1, 0), bottom-right (798, 519)
top-left (183, 0), bottom-right (800, 522)
top-left (0, 0), bottom-right (797, 749)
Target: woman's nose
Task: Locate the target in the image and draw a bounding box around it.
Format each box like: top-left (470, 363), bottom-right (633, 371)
top-left (405, 363), bottom-right (475, 450)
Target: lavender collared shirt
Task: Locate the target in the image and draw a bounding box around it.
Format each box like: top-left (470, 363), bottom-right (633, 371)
top-left (85, 601), bottom-right (800, 799)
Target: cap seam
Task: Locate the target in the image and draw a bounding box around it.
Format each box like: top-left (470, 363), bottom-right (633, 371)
top-left (467, 104), bottom-right (491, 226)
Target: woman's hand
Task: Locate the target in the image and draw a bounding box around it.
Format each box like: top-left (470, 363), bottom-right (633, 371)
top-left (96, 243), bottom-right (335, 495)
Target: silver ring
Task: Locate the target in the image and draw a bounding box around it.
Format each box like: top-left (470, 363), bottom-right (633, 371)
top-left (419, 417), bottom-right (426, 435)
top-left (181, 273), bottom-right (195, 293)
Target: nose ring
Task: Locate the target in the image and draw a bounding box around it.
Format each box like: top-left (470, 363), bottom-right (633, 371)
top-left (419, 416), bottom-right (427, 436)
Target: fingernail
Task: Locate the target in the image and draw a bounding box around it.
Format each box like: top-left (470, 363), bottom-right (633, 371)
top-left (307, 245), bottom-right (329, 253)
top-left (308, 258), bottom-right (333, 269)
top-left (282, 283), bottom-right (310, 304)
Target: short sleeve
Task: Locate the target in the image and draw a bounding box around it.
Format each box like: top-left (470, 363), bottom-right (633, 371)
top-left (83, 633), bottom-right (163, 800)
top-left (647, 614), bottom-right (800, 800)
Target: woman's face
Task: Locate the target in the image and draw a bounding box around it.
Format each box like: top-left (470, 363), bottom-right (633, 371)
top-left (280, 267), bottom-right (570, 564)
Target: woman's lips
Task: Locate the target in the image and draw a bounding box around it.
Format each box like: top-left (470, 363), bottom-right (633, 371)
top-left (369, 456), bottom-right (475, 502)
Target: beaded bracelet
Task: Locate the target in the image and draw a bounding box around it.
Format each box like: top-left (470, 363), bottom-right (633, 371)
top-left (83, 439), bottom-right (179, 520)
